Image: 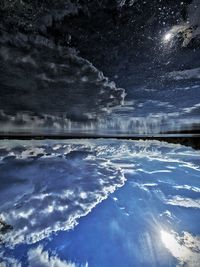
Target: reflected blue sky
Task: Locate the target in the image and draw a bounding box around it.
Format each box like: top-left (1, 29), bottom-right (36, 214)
top-left (0, 140), bottom-right (200, 266)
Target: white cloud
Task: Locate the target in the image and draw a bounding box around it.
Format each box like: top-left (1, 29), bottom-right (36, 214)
top-left (168, 68), bottom-right (200, 81)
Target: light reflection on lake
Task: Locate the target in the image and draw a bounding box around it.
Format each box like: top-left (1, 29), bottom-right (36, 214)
top-left (160, 230), bottom-right (200, 266)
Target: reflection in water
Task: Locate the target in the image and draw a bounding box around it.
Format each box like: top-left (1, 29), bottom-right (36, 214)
top-left (161, 230), bottom-right (200, 267)
top-left (0, 139), bottom-right (199, 266)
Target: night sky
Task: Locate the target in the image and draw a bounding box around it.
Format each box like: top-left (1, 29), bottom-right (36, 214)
top-left (0, 0), bottom-right (200, 134)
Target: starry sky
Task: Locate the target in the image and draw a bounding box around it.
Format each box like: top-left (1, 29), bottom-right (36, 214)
top-left (0, 0), bottom-right (199, 135)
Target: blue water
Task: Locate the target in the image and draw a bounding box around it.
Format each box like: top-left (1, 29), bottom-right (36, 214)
top-left (46, 158), bottom-right (200, 267)
top-left (0, 140), bottom-right (200, 267)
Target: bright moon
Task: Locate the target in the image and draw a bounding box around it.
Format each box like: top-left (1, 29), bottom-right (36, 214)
top-left (163, 32), bottom-right (173, 42)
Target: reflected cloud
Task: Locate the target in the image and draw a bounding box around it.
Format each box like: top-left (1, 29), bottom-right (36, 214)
top-left (27, 246), bottom-right (88, 267)
top-left (0, 139), bottom-right (199, 251)
top-left (173, 185), bottom-right (200, 193)
top-left (0, 143), bottom-right (125, 247)
top-left (166, 196), bottom-right (200, 209)
top-left (0, 255), bottom-right (21, 267)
